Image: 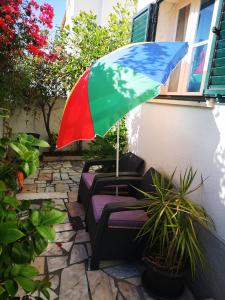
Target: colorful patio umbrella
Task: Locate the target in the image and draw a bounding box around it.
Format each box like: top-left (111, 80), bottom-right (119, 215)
top-left (57, 42), bottom-right (188, 149)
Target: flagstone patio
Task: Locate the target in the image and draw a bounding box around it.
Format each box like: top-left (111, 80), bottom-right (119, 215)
top-left (17, 160), bottom-right (194, 300)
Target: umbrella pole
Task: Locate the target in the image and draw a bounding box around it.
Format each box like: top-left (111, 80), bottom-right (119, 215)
top-left (116, 120), bottom-right (120, 196)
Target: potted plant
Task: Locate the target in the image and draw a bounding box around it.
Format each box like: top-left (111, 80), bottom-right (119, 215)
top-left (137, 167), bottom-right (214, 300)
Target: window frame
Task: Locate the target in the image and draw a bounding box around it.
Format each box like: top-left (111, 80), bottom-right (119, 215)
top-left (204, 0), bottom-right (225, 98)
top-left (159, 0), bottom-right (220, 98)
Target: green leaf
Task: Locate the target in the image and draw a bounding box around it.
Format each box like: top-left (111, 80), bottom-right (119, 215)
top-left (41, 288), bottom-right (50, 299)
top-left (4, 280), bottom-right (18, 296)
top-left (20, 162), bottom-right (30, 177)
top-left (42, 209), bottom-right (65, 225)
top-left (34, 234), bottom-right (48, 255)
top-left (19, 265), bottom-right (39, 278)
top-left (0, 180), bottom-right (7, 192)
top-left (10, 142), bottom-right (23, 156)
top-left (35, 140), bottom-right (50, 148)
top-left (15, 276), bottom-right (35, 292)
top-left (37, 277), bottom-right (51, 289)
top-left (4, 210), bottom-right (17, 221)
top-left (11, 264), bottom-right (21, 277)
top-left (3, 196), bottom-right (19, 209)
top-left (20, 200), bottom-right (31, 210)
top-left (22, 151), bottom-right (35, 162)
top-left (0, 224), bottom-right (24, 244)
top-left (0, 285), bottom-right (5, 296)
top-left (28, 162), bottom-right (37, 175)
top-left (36, 226), bottom-right (55, 241)
top-left (31, 210), bottom-right (40, 226)
top-left (12, 242), bottom-right (32, 264)
top-left (0, 137), bottom-right (10, 146)
top-left (0, 245), bottom-right (2, 256)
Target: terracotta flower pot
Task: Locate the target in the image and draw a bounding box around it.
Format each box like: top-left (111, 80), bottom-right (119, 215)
top-left (16, 171), bottom-right (25, 191)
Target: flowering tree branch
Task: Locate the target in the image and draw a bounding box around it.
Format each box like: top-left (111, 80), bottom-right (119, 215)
top-left (0, 0), bottom-right (57, 61)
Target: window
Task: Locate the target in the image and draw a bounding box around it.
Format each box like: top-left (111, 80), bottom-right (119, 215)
top-left (187, 0), bottom-right (215, 92)
top-left (158, 0), bottom-right (219, 96)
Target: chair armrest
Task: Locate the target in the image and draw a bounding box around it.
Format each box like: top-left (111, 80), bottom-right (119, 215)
top-left (94, 171), bottom-right (141, 179)
top-left (92, 172), bottom-right (141, 186)
top-left (82, 159), bottom-right (116, 172)
top-left (91, 177), bottom-right (142, 195)
top-left (103, 200), bottom-right (150, 214)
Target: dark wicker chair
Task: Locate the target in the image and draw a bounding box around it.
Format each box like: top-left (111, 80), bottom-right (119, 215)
top-left (77, 152), bottom-right (145, 212)
top-left (86, 168), bottom-right (159, 270)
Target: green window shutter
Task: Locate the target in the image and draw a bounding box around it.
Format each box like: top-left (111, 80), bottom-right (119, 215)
top-left (204, 0), bottom-right (225, 98)
top-left (131, 4), bottom-right (157, 43)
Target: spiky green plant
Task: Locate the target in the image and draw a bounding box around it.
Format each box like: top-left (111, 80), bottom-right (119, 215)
top-left (136, 167), bottom-right (214, 277)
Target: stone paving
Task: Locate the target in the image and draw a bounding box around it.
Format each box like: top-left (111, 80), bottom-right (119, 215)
top-left (17, 160), bottom-right (194, 300)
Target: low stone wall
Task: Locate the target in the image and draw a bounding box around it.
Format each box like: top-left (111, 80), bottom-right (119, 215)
top-left (7, 98), bottom-right (89, 151)
top-left (9, 98), bottom-right (64, 142)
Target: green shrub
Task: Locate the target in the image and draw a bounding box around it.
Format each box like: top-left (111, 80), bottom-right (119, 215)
top-left (84, 118), bottom-right (128, 160)
top-left (0, 133), bottom-right (65, 299)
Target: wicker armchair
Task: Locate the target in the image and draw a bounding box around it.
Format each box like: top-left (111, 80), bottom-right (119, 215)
top-left (86, 168), bottom-right (159, 270)
top-left (77, 152), bottom-right (145, 212)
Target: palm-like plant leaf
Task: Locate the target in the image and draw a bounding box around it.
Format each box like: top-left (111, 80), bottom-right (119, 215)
top-left (136, 167), bottom-right (214, 276)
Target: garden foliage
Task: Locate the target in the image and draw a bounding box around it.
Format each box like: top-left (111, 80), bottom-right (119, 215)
top-left (58, 1), bottom-right (135, 90)
top-left (84, 118), bottom-right (128, 160)
top-left (0, 134), bottom-right (65, 299)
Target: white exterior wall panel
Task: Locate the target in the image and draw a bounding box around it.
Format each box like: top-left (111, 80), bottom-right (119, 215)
top-left (127, 0), bottom-right (225, 241)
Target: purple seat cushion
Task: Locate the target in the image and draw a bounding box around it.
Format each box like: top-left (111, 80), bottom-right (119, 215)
top-left (92, 195), bottom-right (148, 227)
top-left (82, 173), bottom-right (96, 189)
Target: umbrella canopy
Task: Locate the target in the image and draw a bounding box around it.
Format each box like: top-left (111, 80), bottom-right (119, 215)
top-left (57, 42), bottom-right (188, 149)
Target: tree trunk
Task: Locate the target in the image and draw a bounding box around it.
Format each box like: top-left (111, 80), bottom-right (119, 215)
top-left (41, 100), bottom-right (56, 151)
top-left (76, 141), bottom-right (83, 153)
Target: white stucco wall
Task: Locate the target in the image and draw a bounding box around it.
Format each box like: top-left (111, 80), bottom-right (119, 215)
top-left (127, 0), bottom-right (225, 241)
top-left (8, 98), bottom-right (79, 150)
top-left (65, 0), bottom-right (102, 26)
top-left (8, 98), bottom-right (90, 151)
top-left (65, 0), bottom-right (129, 27)
top-left (9, 98), bottom-right (65, 141)
top-left (138, 0), bottom-right (155, 10)
top-left (127, 103), bottom-right (225, 240)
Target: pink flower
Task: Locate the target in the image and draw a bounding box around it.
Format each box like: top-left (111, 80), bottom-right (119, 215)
top-left (0, 0), bottom-right (55, 61)
top-left (39, 3), bottom-right (54, 29)
top-left (30, 0), bottom-right (39, 10)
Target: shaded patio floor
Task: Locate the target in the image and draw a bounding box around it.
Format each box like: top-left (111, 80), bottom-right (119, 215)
top-left (16, 160), bottom-right (195, 300)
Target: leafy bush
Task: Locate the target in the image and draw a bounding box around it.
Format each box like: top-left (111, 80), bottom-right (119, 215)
top-left (0, 133), bottom-right (65, 299)
top-left (59, 1), bottom-right (135, 91)
top-left (84, 118), bottom-right (128, 160)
